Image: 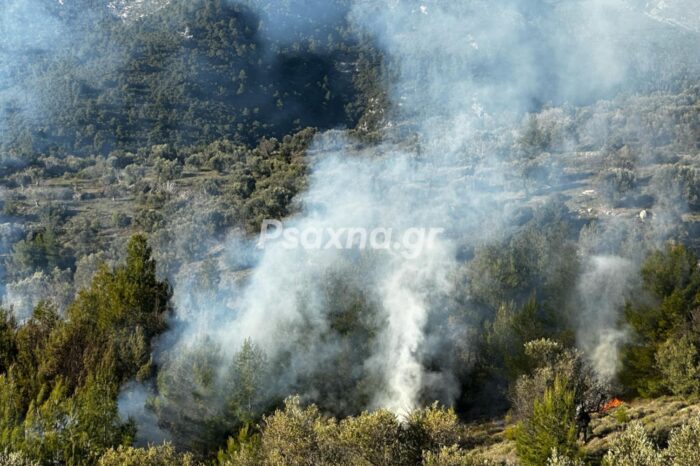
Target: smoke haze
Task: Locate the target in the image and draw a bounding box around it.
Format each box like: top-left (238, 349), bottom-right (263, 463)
top-left (2, 0), bottom-right (699, 443)
top-left (146, 0), bottom-right (700, 430)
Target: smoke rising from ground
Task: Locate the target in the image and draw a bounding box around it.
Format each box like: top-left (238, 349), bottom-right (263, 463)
top-left (146, 0), bottom-right (700, 427)
top-left (575, 255), bottom-right (636, 382)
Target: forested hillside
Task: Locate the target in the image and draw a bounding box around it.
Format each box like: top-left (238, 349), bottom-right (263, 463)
top-left (2, 1), bottom-right (700, 465)
top-left (0, 0), bottom-right (384, 156)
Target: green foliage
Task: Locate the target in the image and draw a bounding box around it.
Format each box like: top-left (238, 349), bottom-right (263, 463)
top-left (336, 409), bottom-right (403, 465)
top-left (519, 115), bottom-right (552, 156)
top-left (511, 339), bottom-right (600, 422)
top-left (98, 443), bottom-right (199, 466)
top-left (111, 212), bottom-right (131, 228)
top-left (0, 235), bottom-right (169, 465)
top-left (258, 396), bottom-right (339, 466)
top-left (226, 339), bottom-right (268, 423)
top-left (9, 373), bottom-right (132, 465)
top-left (515, 376), bottom-right (581, 466)
top-left (482, 299), bottom-right (545, 385)
top-left (217, 424), bottom-right (261, 466)
top-left (0, 310), bottom-right (17, 375)
top-left (598, 168), bottom-right (637, 206)
top-left (2, 0), bottom-right (381, 156)
top-left (468, 217), bottom-right (579, 315)
top-left (40, 235), bottom-right (170, 390)
top-left (153, 158), bottom-right (183, 183)
top-left (614, 406), bottom-right (630, 424)
top-left (664, 417), bottom-right (700, 466)
top-left (602, 418), bottom-right (700, 466)
top-left (621, 244), bottom-right (700, 397)
top-left (153, 341), bottom-right (229, 453)
top-left (421, 445), bottom-right (494, 466)
top-left (655, 334), bottom-right (700, 396)
top-left (404, 404), bottom-right (463, 463)
top-left (0, 451), bottom-right (39, 466)
top-left (546, 448), bottom-right (585, 466)
top-left (154, 338), bottom-right (270, 453)
top-left (602, 422), bottom-right (663, 466)
top-left (218, 397), bottom-right (471, 466)
top-left (9, 229), bottom-right (66, 279)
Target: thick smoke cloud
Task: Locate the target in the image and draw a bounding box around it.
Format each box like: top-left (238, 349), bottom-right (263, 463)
top-left (149, 0), bottom-right (700, 422)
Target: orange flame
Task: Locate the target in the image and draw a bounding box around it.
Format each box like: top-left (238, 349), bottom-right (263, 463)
top-left (602, 398), bottom-right (623, 412)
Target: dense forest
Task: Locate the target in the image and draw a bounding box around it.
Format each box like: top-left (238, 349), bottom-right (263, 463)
top-left (0, 0), bottom-right (385, 156)
top-left (2, 0), bottom-right (700, 465)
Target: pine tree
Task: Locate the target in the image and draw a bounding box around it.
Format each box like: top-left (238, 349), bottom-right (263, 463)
top-left (515, 376), bottom-right (581, 466)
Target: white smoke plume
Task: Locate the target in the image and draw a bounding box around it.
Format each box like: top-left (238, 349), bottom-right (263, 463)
top-left (128, 0), bottom-right (699, 438)
top-left (575, 255), bottom-right (636, 382)
top-left (118, 382), bottom-right (172, 446)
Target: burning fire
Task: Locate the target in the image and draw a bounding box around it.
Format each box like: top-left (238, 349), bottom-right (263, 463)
top-left (602, 398), bottom-right (623, 412)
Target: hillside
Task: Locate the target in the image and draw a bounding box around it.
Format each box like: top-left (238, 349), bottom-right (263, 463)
top-left (2, 1), bottom-right (700, 465)
top-left (466, 397), bottom-right (700, 465)
top-left (1, 0), bottom-right (383, 155)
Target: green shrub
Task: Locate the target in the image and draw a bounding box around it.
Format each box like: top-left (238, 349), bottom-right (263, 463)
top-left (111, 212), bottom-right (131, 228)
top-left (620, 244), bottom-right (700, 397)
top-left (602, 422), bottom-right (662, 466)
top-left (421, 445), bottom-right (493, 466)
top-left (515, 376), bottom-right (581, 466)
top-left (334, 409), bottom-right (401, 465)
top-left (598, 168), bottom-right (637, 206)
top-left (0, 451), bottom-right (39, 466)
top-left (258, 396), bottom-right (339, 466)
top-left (511, 339), bottom-right (600, 423)
top-left (98, 444), bottom-right (198, 466)
top-left (217, 424), bottom-right (261, 466)
top-left (614, 406), bottom-right (629, 424)
top-left (547, 448), bottom-right (584, 466)
top-left (404, 403), bottom-right (462, 462)
top-left (665, 417), bottom-right (700, 466)
top-left (655, 334), bottom-right (700, 396)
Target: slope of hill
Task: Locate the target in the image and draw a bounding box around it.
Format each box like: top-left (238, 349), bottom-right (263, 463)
top-left (1, 1), bottom-right (700, 464)
top-left (1, 0), bottom-right (383, 156)
top-left (644, 0), bottom-right (700, 32)
top-left (468, 397), bottom-right (700, 465)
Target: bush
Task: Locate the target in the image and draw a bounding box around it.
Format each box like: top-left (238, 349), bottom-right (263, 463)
top-left (655, 334), bottom-right (700, 396)
top-left (547, 448), bottom-right (584, 466)
top-left (602, 422), bottom-right (662, 466)
top-left (515, 376), bottom-right (581, 466)
top-left (613, 406), bottom-right (629, 424)
top-left (421, 445), bottom-right (492, 466)
top-left (98, 444), bottom-right (198, 466)
top-left (404, 403), bottom-right (462, 461)
top-left (259, 396), bottom-right (339, 466)
top-left (217, 425), bottom-right (261, 466)
top-left (111, 212), bottom-right (131, 228)
top-left (599, 418), bottom-right (699, 465)
top-left (511, 339), bottom-right (601, 422)
top-left (665, 417), bottom-right (700, 466)
top-left (598, 168), bottom-right (637, 206)
top-left (153, 158), bottom-right (183, 183)
top-left (231, 398), bottom-right (467, 465)
top-left (0, 451), bottom-right (39, 466)
top-left (620, 244), bottom-right (700, 397)
top-left (337, 409), bottom-right (402, 465)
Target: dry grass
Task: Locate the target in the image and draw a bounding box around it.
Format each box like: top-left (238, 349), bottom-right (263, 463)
top-left (461, 397), bottom-right (700, 465)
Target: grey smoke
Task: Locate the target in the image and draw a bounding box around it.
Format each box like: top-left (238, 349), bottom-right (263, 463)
top-left (118, 381), bottom-right (172, 446)
top-left (159, 0), bottom-right (697, 411)
top-left (1, 2), bottom-right (695, 436)
top-left (575, 255), bottom-right (636, 382)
